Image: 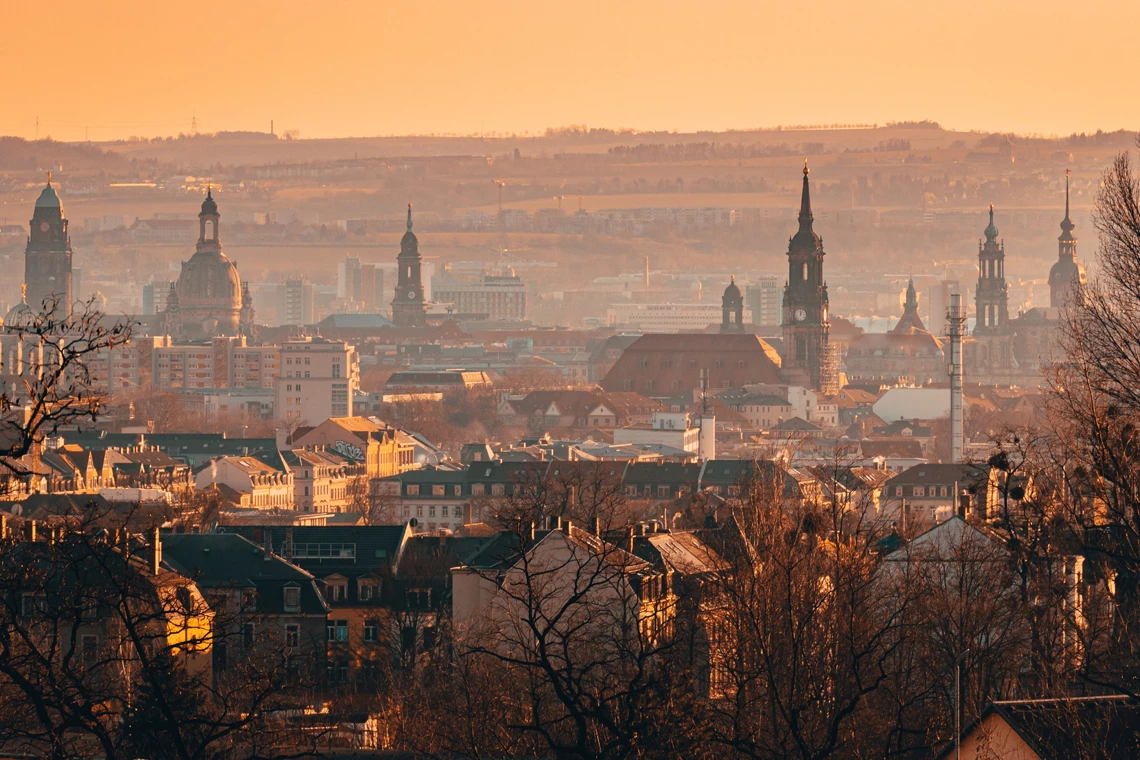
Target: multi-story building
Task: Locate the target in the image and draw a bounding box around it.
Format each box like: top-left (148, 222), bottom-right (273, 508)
top-left (284, 447), bottom-right (368, 512)
top-left (290, 417), bottom-right (413, 480)
top-left (194, 455), bottom-right (295, 509)
top-left (432, 272), bottom-right (527, 321)
top-left (745, 275), bottom-right (782, 326)
top-left (283, 277), bottom-right (313, 326)
top-left (152, 336), bottom-right (279, 392)
top-left (607, 302), bottom-right (750, 333)
top-left (274, 337), bottom-right (359, 422)
top-left (142, 280), bottom-right (173, 315)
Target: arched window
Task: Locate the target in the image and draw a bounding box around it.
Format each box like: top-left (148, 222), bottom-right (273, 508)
top-left (802, 262), bottom-right (809, 281)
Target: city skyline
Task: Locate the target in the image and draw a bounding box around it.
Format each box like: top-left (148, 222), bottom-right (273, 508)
top-left (5, 0), bottom-right (1140, 142)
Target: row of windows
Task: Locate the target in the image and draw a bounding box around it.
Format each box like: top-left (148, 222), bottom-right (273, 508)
top-left (894, 485), bottom-right (951, 498)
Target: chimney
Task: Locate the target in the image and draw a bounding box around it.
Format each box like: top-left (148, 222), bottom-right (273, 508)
top-left (529, 521), bottom-right (536, 542)
top-left (151, 528), bottom-right (161, 575)
top-left (555, 515), bottom-right (563, 532)
top-left (564, 520), bottom-right (573, 536)
top-left (958, 491), bottom-right (970, 520)
top-left (626, 525), bottom-right (635, 553)
top-left (0, 514), bottom-right (6, 539)
top-left (26, 520), bottom-right (36, 542)
top-left (593, 516), bottom-right (601, 537)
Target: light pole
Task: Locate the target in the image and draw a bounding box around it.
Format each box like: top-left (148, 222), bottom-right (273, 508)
top-left (955, 648), bottom-right (970, 760)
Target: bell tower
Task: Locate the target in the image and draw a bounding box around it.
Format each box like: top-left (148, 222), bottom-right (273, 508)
top-left (974, 204), bottom-right (1009, 335)
top-left (780, 162), bottom-right (830, 390)
top-left (1049, 170), bottom-right (1087, 308)
top-left (391, 204), bottom-right (427, 327)
top-left (25, 175), bottom-right (73, 316)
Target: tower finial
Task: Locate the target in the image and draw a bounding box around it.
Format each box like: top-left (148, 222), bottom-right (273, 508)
top-left (803, 157), bottom-right (809, 176)
top-left (20, 284), bottom-right (26, 303)
top-left (46, 171), bottom-right (51, 186)
top-left (406, 202), bottom-right (413, 232)
top-left (798, 161), bottom-right (814, 226)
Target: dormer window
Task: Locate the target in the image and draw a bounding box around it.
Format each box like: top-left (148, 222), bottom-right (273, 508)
top-left (283, 585), bottom-right (301, 612)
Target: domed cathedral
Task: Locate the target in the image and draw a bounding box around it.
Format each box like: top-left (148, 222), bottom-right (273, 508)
top-left (780, 162), bottom-right (836, 393)
top-left (391, 204), bottom-right (427, 327)
top-left (25, 176), bottom-right (73, 317)
top-left (1049, 169), bottom-right (1087, 308)
top-left (720, 276), bottom-right (744, 333)
top-left (164, 189), bottom-right (250, 341)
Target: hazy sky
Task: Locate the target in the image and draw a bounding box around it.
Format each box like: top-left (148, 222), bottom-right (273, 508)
top-left (5, 0), bottom-right (1136, 141)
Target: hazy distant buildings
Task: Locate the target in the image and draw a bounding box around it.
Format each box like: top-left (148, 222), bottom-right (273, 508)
top-left (283, 277), bottom-right (314, 326)
top-left (142, 280), bottom-right (174, 315)
top-left (433, 272), bottom-right (527, 321)
top-left (274, 336), bottom-right (359, 422)
top-left (608, 302), bottom-right (749, 333)
top-left (1048, 172), bottom-right (1087, 308)
top-left (745, 275), bottom-right (781, 326)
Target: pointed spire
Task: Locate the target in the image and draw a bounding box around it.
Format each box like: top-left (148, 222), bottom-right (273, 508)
top-left (1060, 169), bottom-right (1076, 242)
top-left (799, 158), bottom-right (813, 227)
top-left (406, 203), bottom-right (413, 233)
top-left (206, 184), bottom-right (212, 199)
top-left (46, 171), bottom-right (51, 186)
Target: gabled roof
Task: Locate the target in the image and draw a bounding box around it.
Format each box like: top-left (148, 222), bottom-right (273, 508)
top-left (639, 531), bottom-right (729, 576)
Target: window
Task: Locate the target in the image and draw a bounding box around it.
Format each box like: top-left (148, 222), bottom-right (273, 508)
top-left (363, 619), bottom-right (379, 643)
top-left (491, 483), bottom-right (505, 496)
top-left (940, 486), bottom-right (948, 497)
top-left (285, 624), bottom-right (300, 648)
top-left (82, 600), bottom-right (98, 620)
top-left (401, 626), bottom-right (416, 655)
top-left (81, 635), bottom-right (98, 664)
top-left (327, 619), bottom-right (349, 642)
top-left (471, 483), bottom-right (485, 496)
top-left (429, 506), bottom-right (436, 517)
top-left (914, 486), bottom-right (925, 497)
top-left (441, 506), bottom-right (449, 517)
top-left (407, 484), bottom-right (420, 496)
top-left (453, 484), bottom-right (462, 496)
top-left (325, 583), bottom-right (347, 602)
top-left (242, 622), bottom-right (255, 649)
top-left (423, 625), bottom-right (437, 651)
top-left (432, 484), bottom-right (445, 496)
top-left (283, 586), bottom-right (301, 612)
top-left (359, 580), bottom-right (378, 601)
top-left (406, 588), bottom-right (431, 610)
top-left (895, 486), bottom-right (903, 497)
top-left (21, 594), bottom-right (43, 616)
top-left (657, 485), bottom-right (669, 498)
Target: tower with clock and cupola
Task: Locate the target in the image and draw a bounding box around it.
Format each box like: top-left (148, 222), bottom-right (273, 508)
top-left (391, 204), bottom-right (427, 328)
top-left (25, 175), bottom-right (73, 317)
top-left (780, 161), bottom-right (831, 392)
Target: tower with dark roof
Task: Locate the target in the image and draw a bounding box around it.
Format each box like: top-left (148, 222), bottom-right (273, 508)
top-left (780, 162), bottom-right (831, 390)
top-left (391, 204), bottom-right (426, 327)
top-left (25, 176), bottom-right (73, 317)
top-left (720, 276), bottom-right (744, 333)
top-left (974, 204), bottom-right (1009, 335)
top-left (1049, 170), bottom-right (1087, 308)
top-left (891, 279), bottom-right (927, 334)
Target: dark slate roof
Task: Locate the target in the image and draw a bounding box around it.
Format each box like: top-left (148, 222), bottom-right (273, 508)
top-left (62, 432), bottom-right (277, 465)
top-left (624, 461), bottom-right (702, 486)
top-left (161, 533), bottom-right (329, 615)
top-left (222, 524), bottom-right (411, 575)
top-left (316, 313), bottom-right (395, 329)
top-left (884, 463), bottom-right (991, 489)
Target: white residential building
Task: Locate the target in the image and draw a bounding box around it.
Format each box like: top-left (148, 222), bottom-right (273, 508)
top-left (275, 337), bottom-right (359, 423)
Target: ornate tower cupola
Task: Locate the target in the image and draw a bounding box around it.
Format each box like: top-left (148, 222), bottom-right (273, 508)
top-left (780, 161), bottom-right (831, 390)
top-left (1049, 169), bottom-right (1087, 308)
top-left (974, 203), bottom-right (1009, 335)
top-left (891, 278), bottom-right (927, 334)
top-left (25, 174), bottom-right (73, 317)
top-left (720, 275), bottom-right (744, 332)
top-left (391, 204), bottom-right (427, 327)
top-left (198, 186), bottom-right (220, 251)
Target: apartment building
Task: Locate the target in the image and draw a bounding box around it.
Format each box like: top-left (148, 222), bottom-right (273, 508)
top-left (274, 337), bottom-right (359, 423)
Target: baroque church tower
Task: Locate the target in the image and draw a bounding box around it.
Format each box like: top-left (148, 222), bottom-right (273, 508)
top-left (781, 162), bottom-right (831, 391)
top-left (25, 176), bottom-right (73, 316)
top-left (720, 276), bottom-right (744, 333)
top-left (974, 204), bottom-right (1009, 335)
top-left (1049, 170), bottom-right (1087, 308)
top-left (391, 204), bottom-right (426, 327)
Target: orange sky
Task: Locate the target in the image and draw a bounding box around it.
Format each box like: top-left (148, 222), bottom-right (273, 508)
top-left (4, 0), bottom-right (1137, 142)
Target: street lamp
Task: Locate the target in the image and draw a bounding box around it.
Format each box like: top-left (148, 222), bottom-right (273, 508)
top-left (955, 648), bottom-right (970, 760)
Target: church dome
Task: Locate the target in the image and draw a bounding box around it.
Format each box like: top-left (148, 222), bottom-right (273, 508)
top-left (177, 250), bottom-right (241, 306)
top-left (35, 183), bottom-right (62, 212)
top-left (5, 294), bottom-right (36, 330)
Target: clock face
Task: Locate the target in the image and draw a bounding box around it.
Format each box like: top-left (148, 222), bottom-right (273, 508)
top-left (407, 291), bottom-right (417, 300)
top-left (795, 308), bottom-right (807, 322)
top-left (39, 221), bottom-right (50, 232)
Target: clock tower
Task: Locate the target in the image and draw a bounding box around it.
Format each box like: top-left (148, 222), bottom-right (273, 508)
top-left (25, 176), bottom-right (73, 317)
top-left (781, 162), bottom-right (830, 390)
top-left (391, 204), bottom-right (427, 327)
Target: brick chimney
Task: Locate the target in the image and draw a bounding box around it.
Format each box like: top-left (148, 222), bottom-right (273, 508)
top-left (151, 528), bottom-right (162, 575)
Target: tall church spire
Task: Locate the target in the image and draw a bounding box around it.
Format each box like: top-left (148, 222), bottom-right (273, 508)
top-left (984, 202), bottom-right (999, 241)
top-left (1059, 169), bottom-right (1076, 242)
top-left (798, 159), bottom-right (813, 229)
top-left (406, 202), bottom-right (413, 232)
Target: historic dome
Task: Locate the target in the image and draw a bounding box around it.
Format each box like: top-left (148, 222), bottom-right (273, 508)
top-left (722, 276), bottom-right (742, 303)
top-left (984, 203), bottom-right (999, 240)
top-left (35, 183), bottom-right (62, 211)
top-left (5, 288), bottom-right (36, 330)
top-left (169, 190), bottom-right (244, 339)
top-left (200, 187), bottom-right (218, 217)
